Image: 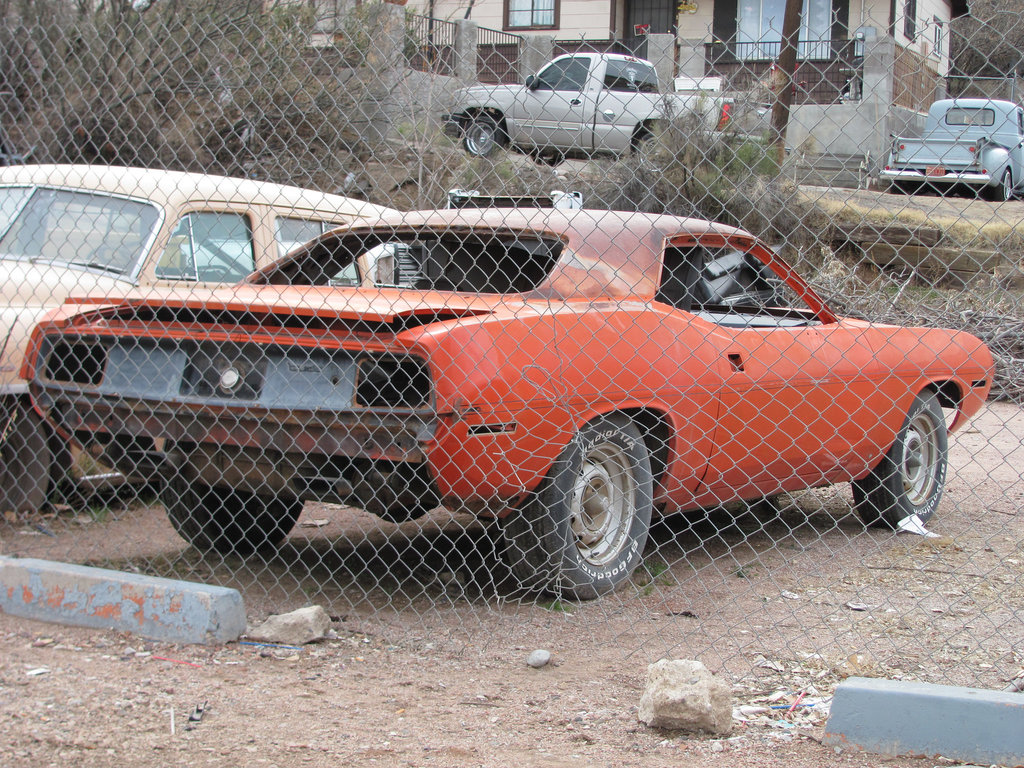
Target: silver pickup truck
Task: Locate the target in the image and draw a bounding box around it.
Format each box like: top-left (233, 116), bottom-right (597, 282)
top-left (443, 53), bottom-right (729, 158)
top-left (880, 98), bottom-right (1024, 201)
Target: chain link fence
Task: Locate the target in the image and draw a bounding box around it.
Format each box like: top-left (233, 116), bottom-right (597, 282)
top-left (1, 0), bottom-right (1023, 698)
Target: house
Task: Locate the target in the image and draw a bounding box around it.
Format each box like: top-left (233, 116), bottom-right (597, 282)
top-left (411, 0), bottom-right (970, 163)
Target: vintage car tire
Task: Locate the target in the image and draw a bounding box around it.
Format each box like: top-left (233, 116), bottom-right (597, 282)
top-left (502, 414), bottom-right (653, 600)
top-left (463, 115), bottom-right (505, 157)
top-left (852, 391), bottom-right (947, 529)
top-left (162, 477), bottom-right (302, 555)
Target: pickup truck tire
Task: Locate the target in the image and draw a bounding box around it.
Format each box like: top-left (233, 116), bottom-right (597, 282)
top-left (463, 115), bottom-right (506, 157)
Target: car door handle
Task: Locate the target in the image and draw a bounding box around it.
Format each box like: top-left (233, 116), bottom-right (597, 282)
top-left (602, 109), bottom-right (616, 120)
top-left (569, 98), bottom-right (582, 106)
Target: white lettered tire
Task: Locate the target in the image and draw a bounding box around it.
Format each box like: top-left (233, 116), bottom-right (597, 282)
top-left (853, 391), bottom-right (948, 529)
top-left (502, 414), bottom-right (653, 600)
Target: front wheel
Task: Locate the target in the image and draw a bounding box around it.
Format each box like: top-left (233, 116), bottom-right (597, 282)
top-left (162, 477), bottom-right (302, 555)
top-left (852, 391), bottom-right (947, 529)
top-left (462, 115), bottom-right (506, 157)
top-left (501, 414), bottom-right (653, 600)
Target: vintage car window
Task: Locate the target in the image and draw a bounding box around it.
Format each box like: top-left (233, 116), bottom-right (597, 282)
top-left (276, 216), bottom-right (332, 258)
top-left (0, 187), bottom-right (159, 275)
top-left (945, 108), bottom-right (995, 127)
top-left (534, 56), bottom-right (592, 91)
top-left (603, 59), bottom-right (659, 93)
top-left (0, 186), bottom-right (33, 239)
top-left (657, 245), bottom-right (814, 327)
top-left (275, 230), bottom-right (563, 294)
top-left (156, 211), bottom-right (254, 282)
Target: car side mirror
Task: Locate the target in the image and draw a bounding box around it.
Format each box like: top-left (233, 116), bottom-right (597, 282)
top-left (525, 75), bottom-right (538, 91)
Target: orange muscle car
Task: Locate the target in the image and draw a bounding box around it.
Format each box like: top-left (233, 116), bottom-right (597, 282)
top-left (24, 209), bottom-right (994, 598)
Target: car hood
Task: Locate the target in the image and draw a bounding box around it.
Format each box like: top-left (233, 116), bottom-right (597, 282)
top-left (1, 259), bottom-right (131, 393)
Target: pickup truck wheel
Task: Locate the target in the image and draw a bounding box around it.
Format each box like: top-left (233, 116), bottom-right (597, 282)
top-left (162, 477), bottom-right (301, 555)
top-left (852, 391), bottom-right (947, 529)
top-left (463, 115), bottom-right (505, 157)
top-left (999, 169), bottom-right (1014, 201)
top-left (501, 414), bottom-right (653, 600)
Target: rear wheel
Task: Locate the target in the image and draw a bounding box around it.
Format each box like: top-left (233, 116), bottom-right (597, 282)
top-left (162, 477), bottom-right (301, 555)
top-left (852, 391), bottom-right (947, 529)
top-left (502, 414), bottom-right (653, 600)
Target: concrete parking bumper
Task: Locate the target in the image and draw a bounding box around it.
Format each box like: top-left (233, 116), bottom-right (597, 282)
top-left (823, 676), bottom-right (1024, 764)
top-left (0, 556), bottom-right (246, 644)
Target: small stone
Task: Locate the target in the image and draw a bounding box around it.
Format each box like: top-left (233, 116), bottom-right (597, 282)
top-left (247, 606), bottom-right (331, 645)
top-left (527, 649), bottom-right (551, 668)
top-left (710, 740), bottom-right (725, 752)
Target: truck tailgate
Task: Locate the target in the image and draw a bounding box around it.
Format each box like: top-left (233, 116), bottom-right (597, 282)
top-left (895, 138), bottom-right (978, 169)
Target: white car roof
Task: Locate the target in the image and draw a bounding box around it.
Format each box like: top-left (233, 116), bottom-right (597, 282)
top-left (0, 164), bottom-right (394, 219)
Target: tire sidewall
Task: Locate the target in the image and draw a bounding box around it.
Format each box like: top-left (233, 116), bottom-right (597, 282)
top-left (883, 392), bottom-right (947, 525)
top-left (540, 415), bottom-right (653, 598)
top-left (464, 117), bottom-right (499, 157)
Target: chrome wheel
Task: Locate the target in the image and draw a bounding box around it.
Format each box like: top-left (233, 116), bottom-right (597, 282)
top-left (463, 117), bottom-right (501, 156)
top-left (901, 411), bottom-right (942, 508)
top-left (570, 442), bottom-right (635, 566)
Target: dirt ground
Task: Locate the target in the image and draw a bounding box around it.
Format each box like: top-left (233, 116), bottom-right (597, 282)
top-left (2, 399), bottom-right (1023, 768)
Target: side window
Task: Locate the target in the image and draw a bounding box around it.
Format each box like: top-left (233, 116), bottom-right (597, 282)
top-left (657, 245), bottom-right (792, 314)
top-left (276, 217), bottom-right (332, 259)
top-left (534, 56), bottom-right (591, 91)
top-left (156, 211), bottom-right (254, 283)
top-left (604, 60), bottom-right (658, 93)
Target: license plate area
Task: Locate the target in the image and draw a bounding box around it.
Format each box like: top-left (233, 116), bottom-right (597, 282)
top-left (925, 166), bottom-right (946, 177)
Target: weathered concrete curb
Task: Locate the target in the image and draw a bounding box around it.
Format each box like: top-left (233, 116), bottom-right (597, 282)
top-left (823, 676), bottom-right (1024, 764)
top-left (0, 556), bottom-right (246, 645)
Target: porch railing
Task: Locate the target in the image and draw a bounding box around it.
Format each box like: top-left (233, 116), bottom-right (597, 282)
top-left (704, 38), bottom-right (865, 104)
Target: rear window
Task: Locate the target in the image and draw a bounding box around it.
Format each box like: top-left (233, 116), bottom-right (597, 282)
top-left (604, 59), bottom-right (658, 93)
top-left (945, 108), bottom-right (995, 127)
top-left (261, 230), bottom-right (564, 295)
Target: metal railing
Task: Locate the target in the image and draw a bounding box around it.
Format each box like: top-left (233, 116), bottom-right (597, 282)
top-left (406, 13), bottom-right (456, 77)
top-left (477, 26), bottom-right (523, 84)
top-left (705, 38), bottom-right (865, 104)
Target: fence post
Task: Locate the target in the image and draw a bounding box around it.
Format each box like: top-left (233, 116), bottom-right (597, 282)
top-left (646, 33), bottom-right (676, 89)
top-left (859, 29), bottom-right (897, 165)
top-left (520, 35), bottom-right (554, 80)
top-left (455, 19), bottom-right (479, 83)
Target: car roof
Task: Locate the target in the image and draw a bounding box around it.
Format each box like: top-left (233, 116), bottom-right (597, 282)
top-left (0, 164), bottom-right (393, 218)
top-left (264, 207), bottom-right (759, 302)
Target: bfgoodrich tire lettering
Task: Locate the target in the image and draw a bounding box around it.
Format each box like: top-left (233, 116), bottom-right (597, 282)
top-left (502, 414), bottom-right (654, 600)
top-left (852, 391), bottom-right (948, 529)
top-left (162, 477), bottom-right (301, 555)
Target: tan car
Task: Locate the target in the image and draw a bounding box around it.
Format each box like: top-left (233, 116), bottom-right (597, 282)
top-left (0, 164), bottom-right (393, 512)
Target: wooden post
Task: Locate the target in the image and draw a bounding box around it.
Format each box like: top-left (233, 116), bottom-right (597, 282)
top-left (770, 0), bottom-right (803, 167)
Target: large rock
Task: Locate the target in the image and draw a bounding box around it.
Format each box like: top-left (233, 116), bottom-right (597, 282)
top-left (637, 659), bottom-right (733, 735)
top-left (247, 605), bottom-right (331, 645)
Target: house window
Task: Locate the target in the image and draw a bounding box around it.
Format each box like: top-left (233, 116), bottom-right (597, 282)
top-left (506, 0), bottom-right (557, 29)
top-left (933, 18), bottom-right (943, 56)
top-left (736, 0), bottom-right (833, 58)
top-left (904, 0), bottom-right (917, 39)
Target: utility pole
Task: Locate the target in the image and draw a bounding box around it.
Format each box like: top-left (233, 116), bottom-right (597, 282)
top-left (771, 0), bottom-right (803, 167)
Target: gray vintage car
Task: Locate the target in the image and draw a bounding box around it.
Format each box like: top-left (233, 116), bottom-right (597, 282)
top-left (880, 98), bottom-right (1024, 201)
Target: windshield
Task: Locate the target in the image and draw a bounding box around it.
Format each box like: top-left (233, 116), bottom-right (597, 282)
top-left (0, 186), bottom-right (160, 277)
